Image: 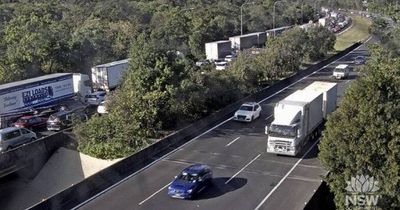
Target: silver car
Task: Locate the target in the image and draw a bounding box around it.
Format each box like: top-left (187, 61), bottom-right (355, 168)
top-left (0, 127), bottom-right (37, 152)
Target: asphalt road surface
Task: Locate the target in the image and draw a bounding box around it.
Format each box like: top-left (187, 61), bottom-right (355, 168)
top-left (76, 41), bottom-right (371, 210)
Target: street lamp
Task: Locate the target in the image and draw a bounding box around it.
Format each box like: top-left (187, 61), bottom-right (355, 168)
top-left (241, 2), bottom-right (256, 35)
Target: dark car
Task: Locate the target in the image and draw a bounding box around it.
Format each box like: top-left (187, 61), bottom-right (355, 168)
top-left (13, 115), bottom-right (47, 130)
top-left (354, 56), bottom-right (366, 65)
top-left (47, 108), bottom-right (88, 131)
top-left (168, 164), bottom-right (212, 199)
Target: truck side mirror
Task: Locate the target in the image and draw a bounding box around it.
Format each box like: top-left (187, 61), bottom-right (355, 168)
top-left (265, 126), bottom-right (269, 135)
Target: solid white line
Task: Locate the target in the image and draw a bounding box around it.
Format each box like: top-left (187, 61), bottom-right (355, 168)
top-left (264, 114), bottom-right (273, 121)
top-left (225, 154), bottom-right (261, 184)
top-left (254, 140), bottom-right (320, 210)
top-left (225, 137), bottom-right (241, 147)
top-left (138, 182), bottom-right (172, 206)
top-left (72, 41), bottom-right (366, 209)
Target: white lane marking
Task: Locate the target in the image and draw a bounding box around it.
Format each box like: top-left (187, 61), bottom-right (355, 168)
top-left (225, 154), bottom-right (261, 184)
top-left (254, 140), bottom-right (319, 210)
top-left (72, 41), bottom-right (367, 209)
top-left (225, 137), bottom-right (241, 147)
top-left (138, 182), bottom-right (172, 206)
top-left (264, 115), bottom-right (273, 121)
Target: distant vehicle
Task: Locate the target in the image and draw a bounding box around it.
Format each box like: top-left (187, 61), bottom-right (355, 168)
top-left (205, 40), bottom-right (232, 61)
top-left (354, 56), bottom-right (366, 65)
top-left (225, 54), bottom-right (236, 62)
top-left (215, 61), bottom-right (228, 70)
top-left (168, 164), bottom-right (213, 199)
top-left (13, 115), bottom-right (47, 130)
top-left (333, 64), bottom-right (350, 79)
top-left (97, 101), bottom-right (108, 114)
top-left (0, 127), bottom-right (37, 152)
top-left (47, 108), bottom-right (88, 131)
top-left (195, 60), bottom-right (211, 67)
top-left (234, 102), bottom-right (262, 122)
top-left (91, 59), bottom-right (129, 92)
top-left (85, 91), bottom-right (106, 106)
top-left (266, 82), bottom-right (337, 156)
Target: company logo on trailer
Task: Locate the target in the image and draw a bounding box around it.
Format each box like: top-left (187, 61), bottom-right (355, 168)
top-left (345, 174), bottom-right (380, 208)
top-left (22, 86), bottom-right (54, 106)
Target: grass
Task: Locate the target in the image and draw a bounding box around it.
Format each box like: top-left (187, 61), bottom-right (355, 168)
top-left (334, 16), bottom-right (372, 51)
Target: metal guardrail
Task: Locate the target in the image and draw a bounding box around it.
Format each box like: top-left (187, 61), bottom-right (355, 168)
top-left (29, 42), bottom-right (362, 210)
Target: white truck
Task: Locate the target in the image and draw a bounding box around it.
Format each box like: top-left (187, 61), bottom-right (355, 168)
top-left (332, 64), bottom-right (350, 79)
top-left (266, 82), bottom-right (337, 156)
top-left (229, 32), bottom-right (267, 50)
top-left (91, 59), bottom-right (130, 91)
top-left (205, 40), bottom-right (232, 61)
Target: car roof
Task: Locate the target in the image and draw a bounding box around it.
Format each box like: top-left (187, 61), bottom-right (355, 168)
top-left (182, 164), bottom-right (210, 174)
top-left (242, 102), bottom-right (258, 106)
top-left (0, 127), bottom-right (20, 133)
top-left (335, 64), bottom-right (348, 69)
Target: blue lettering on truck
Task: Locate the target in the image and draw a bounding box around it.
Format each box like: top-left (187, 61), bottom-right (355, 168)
top-left (22, 86), bottom-right (54, 106)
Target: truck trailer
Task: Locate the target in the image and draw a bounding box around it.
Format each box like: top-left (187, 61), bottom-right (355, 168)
top-left (91, 59), bottom-right (130, 91)
top-left (205, 40), bottom-right (232, 60)
top-left (266, 81), bottom-right (338, 156)
top-left (229, 32), bottom-right (267, 50)
top-left (0, 73), bottom-right (91, 127)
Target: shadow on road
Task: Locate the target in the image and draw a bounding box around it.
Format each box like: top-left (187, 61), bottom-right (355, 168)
top-left (196, 177), bottom-right (247, 200)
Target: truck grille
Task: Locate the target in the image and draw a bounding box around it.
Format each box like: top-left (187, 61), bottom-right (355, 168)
top-left (270, 140), bottom-right (291, 147)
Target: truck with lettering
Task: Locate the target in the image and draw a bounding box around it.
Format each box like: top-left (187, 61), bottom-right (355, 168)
top-left (265, 82), bottom-right (337, 156)
top-left (0, 73), bottom-right (91, 128)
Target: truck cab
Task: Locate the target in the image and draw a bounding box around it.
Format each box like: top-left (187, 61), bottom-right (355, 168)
top-left (332, 64), bottom-right (349, 79)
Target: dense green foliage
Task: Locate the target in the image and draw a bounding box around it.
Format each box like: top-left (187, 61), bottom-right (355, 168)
top-left (76, 25), bottom-right (335, 159)
top-left (0, 0), bottom-right (322, 84)
top-left (319, 46), bottom-right (400, 209)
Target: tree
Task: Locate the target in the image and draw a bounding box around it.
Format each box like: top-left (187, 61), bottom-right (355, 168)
top-left (307, 25), bottom-right (336, 61)
top-left (318, 46), bottom-right (400, 209)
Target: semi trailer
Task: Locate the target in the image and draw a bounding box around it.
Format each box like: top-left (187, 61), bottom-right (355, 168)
top-left (266, 82), bottom-right (337, 156)
top-left (205, 40), bottom-right (232, 60)
top-left (91, 59), bottom-right (130, 91)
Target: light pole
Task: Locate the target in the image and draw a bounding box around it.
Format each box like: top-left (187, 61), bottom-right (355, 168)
top-left (273, 1), bottom-right (283, 36)
top-left (241, 2), bottom-right (255, 35)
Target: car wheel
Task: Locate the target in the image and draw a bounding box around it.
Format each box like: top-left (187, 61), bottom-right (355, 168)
top-left (31, 137), bottom-right (36, 141)
top-left (251, 116), bottom-right (254, 121)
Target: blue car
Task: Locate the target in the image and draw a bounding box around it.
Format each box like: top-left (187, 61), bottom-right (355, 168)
top-left (168, 164), bottom-right (213, 199)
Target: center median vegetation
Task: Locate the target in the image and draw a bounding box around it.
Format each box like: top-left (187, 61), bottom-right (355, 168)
top-left (334, 15), bottom-right (372, 51)
top-left (74, 26), bottom-right (336, 159)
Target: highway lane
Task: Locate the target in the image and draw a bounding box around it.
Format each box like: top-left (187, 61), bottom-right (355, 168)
top-left (77, 43), bottom-right (370, 210)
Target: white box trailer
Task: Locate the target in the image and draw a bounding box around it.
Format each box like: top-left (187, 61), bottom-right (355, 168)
top-left (91, 59), bottom-right (130, 91)
top-left (229, 33), bottom-right (258, 50)
top-left (266, 26), bottom-right (292, 37)
top-left (205, 40), bottom-right (232, 60)
top-left (303, 82), bottom-right (337, 119)
top-left (266, 89), bottom-right (324, 156)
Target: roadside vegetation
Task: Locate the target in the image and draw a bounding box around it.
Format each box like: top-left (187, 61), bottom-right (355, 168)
top-left (319, 2), bottom-right (400, 209)
top-left (334, 15), bottom-right (372, 51)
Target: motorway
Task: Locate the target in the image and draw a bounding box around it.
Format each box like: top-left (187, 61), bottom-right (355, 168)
top-left (75, 42), bottom-right (371, 210)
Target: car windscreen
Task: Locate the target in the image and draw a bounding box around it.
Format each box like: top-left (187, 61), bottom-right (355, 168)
top-left (239, 105), bottom-right (253, 111)
top-left (177, 172), bottom-right (198, 182)
top-left (334, 68), bottom-right (346, 72)
top-left (86, 95), bottom-right (98, 98)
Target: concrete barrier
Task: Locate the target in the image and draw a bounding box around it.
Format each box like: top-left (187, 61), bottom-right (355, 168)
top-left (0, 131), bottom-right (73, 179)
top-left (29, 42), bottom-right (362, 210)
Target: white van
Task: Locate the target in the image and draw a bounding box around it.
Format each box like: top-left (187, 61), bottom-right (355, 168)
top-left (333, 64), bottom-right (349, 79)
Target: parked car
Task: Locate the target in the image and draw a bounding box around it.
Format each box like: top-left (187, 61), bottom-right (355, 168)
top-left (47, 108), bottom-right (88, 131)
top-left (233, 102), bottom-right (262, 122)
top-left (97, 101), bottom-right (108, 114)
top-left (354, 56), bottom-right (366, 65)
top-left (85, 91), bottom-right (106, 106)
top-left (13, 115), bottom-right (47, 130)
top-left (168, 164), bottom-right (213, 199)
top-left (0, 127), bottom-right (37, 152)
top-left (215, 61), bottom-right (228, 70)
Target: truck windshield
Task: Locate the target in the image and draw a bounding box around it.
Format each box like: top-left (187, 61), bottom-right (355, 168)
top-left (269, 124), bottom-right (296, 138)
